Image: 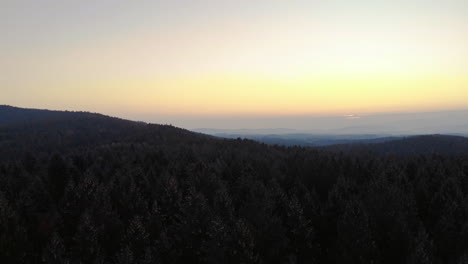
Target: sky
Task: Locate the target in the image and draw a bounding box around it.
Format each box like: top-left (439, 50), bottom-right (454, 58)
top-left (2, 0), bottom-right (468, 129)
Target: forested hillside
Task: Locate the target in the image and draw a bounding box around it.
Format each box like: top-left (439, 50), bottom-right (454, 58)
top-left (324, 134), bottom-right (468, 155)
top-left (1, 106), bottom-right (468, 263)
top-left (0, 105), bottom-right (101, 126)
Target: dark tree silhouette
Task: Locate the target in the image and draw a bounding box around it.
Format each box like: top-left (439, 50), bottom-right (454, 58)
top-left (1, 106), bottom-right (468, 263)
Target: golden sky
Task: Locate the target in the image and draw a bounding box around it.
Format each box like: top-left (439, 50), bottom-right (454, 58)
top-left (2, 0), bottom-right (468, 125)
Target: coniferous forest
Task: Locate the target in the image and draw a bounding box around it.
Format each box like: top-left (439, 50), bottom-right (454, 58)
top-left (1, 106), bottom-right (468, 263)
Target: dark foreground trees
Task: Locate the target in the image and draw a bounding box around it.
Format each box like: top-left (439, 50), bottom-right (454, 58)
top-left (0, 111), bottom-right (468, 263)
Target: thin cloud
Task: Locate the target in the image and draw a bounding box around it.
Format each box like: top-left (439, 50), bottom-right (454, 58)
top-left (344, 114), bottom-right (361, 120)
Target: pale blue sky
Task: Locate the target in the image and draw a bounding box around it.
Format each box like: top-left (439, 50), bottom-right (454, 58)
top-left (2, 0), bottom-right (467, 129)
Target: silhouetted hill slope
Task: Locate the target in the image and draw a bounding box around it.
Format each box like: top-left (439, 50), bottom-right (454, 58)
top-left (323, 134), bottom-right (468, 155)
top-left (0, 105), bottom-right (209, 160)
top-left (1, 106), bottom-right (468, 263)
top-left (215, 133), bottom-right (401, 147)
top-left (0, 105), bottom-right (99, 126)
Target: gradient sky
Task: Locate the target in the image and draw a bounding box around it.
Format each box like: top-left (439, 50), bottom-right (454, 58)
top-left (2, 0), bottom-right (468, 128)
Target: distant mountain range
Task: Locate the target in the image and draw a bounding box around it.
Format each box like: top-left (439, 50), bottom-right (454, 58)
top-left (193, 109), bottom-right (468, 136)
top-left (202, 133), bottom-right (401, 147)
top-left (193, 109), bottom-right (468, 149)
top-left (192, 129), bottom-right (467, 149)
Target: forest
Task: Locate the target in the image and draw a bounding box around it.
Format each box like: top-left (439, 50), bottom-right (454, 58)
top-left (1, 105), bottom-right (468, 263)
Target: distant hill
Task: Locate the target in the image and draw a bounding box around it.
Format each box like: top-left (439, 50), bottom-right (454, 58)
top-left (213, 133), bottom-right (400, 147)
top-left (0, 105), bottom-right (207, 160)
top-left (323, 134), bottom-right (468, 155)
top-left (213, 132), bottom-right (468, 155)
top-left (0, 105), bottom-right (99, 126)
